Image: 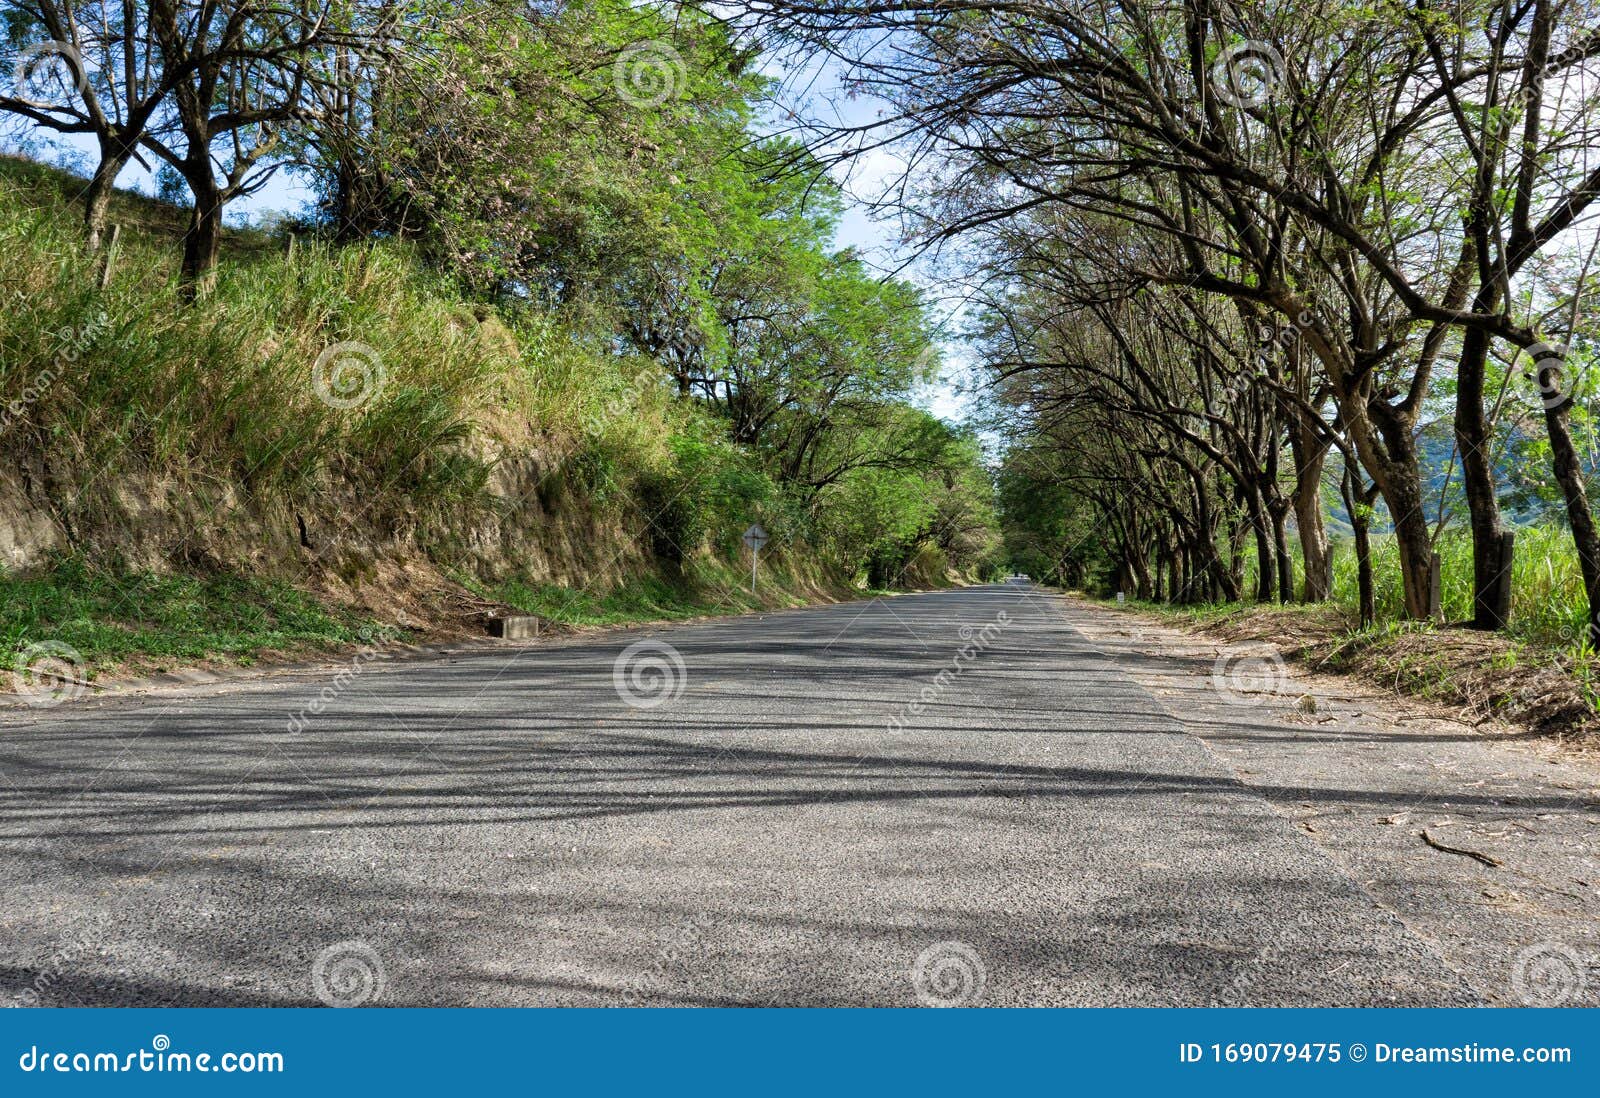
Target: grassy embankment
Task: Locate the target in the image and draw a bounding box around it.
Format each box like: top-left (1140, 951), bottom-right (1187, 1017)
top-left (0, 158), bottom-right (879, 685)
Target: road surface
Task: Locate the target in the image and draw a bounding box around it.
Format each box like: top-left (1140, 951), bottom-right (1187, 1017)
top-left (0, 583), bottom-right (1538, 1005)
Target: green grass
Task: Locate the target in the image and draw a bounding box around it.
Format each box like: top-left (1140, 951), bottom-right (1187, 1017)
top-left (1217, 521), bottom-right (1590, 650)
top-left (2, 555), bottom-right (395, 679)
top-left (1328, 524), bottom-right (1590, 647)
top-left (1, 551), bottom-right (845, 686)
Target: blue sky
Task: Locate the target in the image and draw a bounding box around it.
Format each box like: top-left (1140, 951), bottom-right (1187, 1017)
top-left (763, 51), bottom-right (980, 426)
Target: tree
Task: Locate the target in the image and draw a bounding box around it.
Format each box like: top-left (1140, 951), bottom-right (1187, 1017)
top-left (2, 0), bottom-right (177, 250)
top-left (143, 1), bottom-right (357, 289)
top-left (736, 0), bottom-right (1600, 624)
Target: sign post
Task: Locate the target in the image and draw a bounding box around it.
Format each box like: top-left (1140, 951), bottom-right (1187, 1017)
top-left (742, 523), bottom-right (769, 593)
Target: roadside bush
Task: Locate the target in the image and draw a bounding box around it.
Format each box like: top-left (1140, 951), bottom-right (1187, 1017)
top-left (637, 470), bottom-right (705, 564)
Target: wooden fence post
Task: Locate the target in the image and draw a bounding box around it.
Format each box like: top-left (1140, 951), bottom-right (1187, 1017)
top-left (1429, 551), bottom-right (1444, 624)
top-left (97, 224), bottom-right (121, 290)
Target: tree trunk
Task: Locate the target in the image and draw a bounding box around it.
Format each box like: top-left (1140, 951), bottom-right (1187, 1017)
top-left (83, 131), bottom-right (143, 253)
top-left (1542, 400), bottom-right (1600, 643)
top-left (1152, 528), bottom-right (1166, 603)
top-left (1206, 537), bottom-right (1240, 602)
top-left (1288, 414), bottom-right (1333, 601)
top-left (83, 161), bottom-right (122, 253)
top-left (1347, 408), bottom-right (1433, 618)
top-left (1341, 464), bottom-right (1378, 628)
top-left (1268, 496), bottom-right (1294, 603)
top-left (1131, 553), bottom-right (1153, 600)
top-left (1124, 513), bottom-right (1152, 599)
top-left (1456, 325), bottom-right (1513, 629)
top-left (1224, 517), bottom-right (1242, 595)
top-left (1386, 476), bottom-right (1435, 619)
top-left (180, 184), bottom-right (226, 297)
top-left (1179, 528), bottom-right (1235, 605)
top-left (1244, 488), bottom-right (1275, 601)
top-left (1353, 512), bottom-right (1376, 628)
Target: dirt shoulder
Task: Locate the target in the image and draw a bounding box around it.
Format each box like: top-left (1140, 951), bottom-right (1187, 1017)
top-left (1101, 599), bottom-right (1600, 743)
top-left (1060, 594), bottom-right (1600, 1007)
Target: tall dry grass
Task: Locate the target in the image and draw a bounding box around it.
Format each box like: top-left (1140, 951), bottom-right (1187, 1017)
top-left (0, 167), bottom-right (691, 529)
top-left (1329, 524), bottom-right (1589, 647)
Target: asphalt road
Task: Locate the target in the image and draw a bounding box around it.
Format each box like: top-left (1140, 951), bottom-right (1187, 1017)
top-left (0, 582), bottom-right (1484, 1006)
